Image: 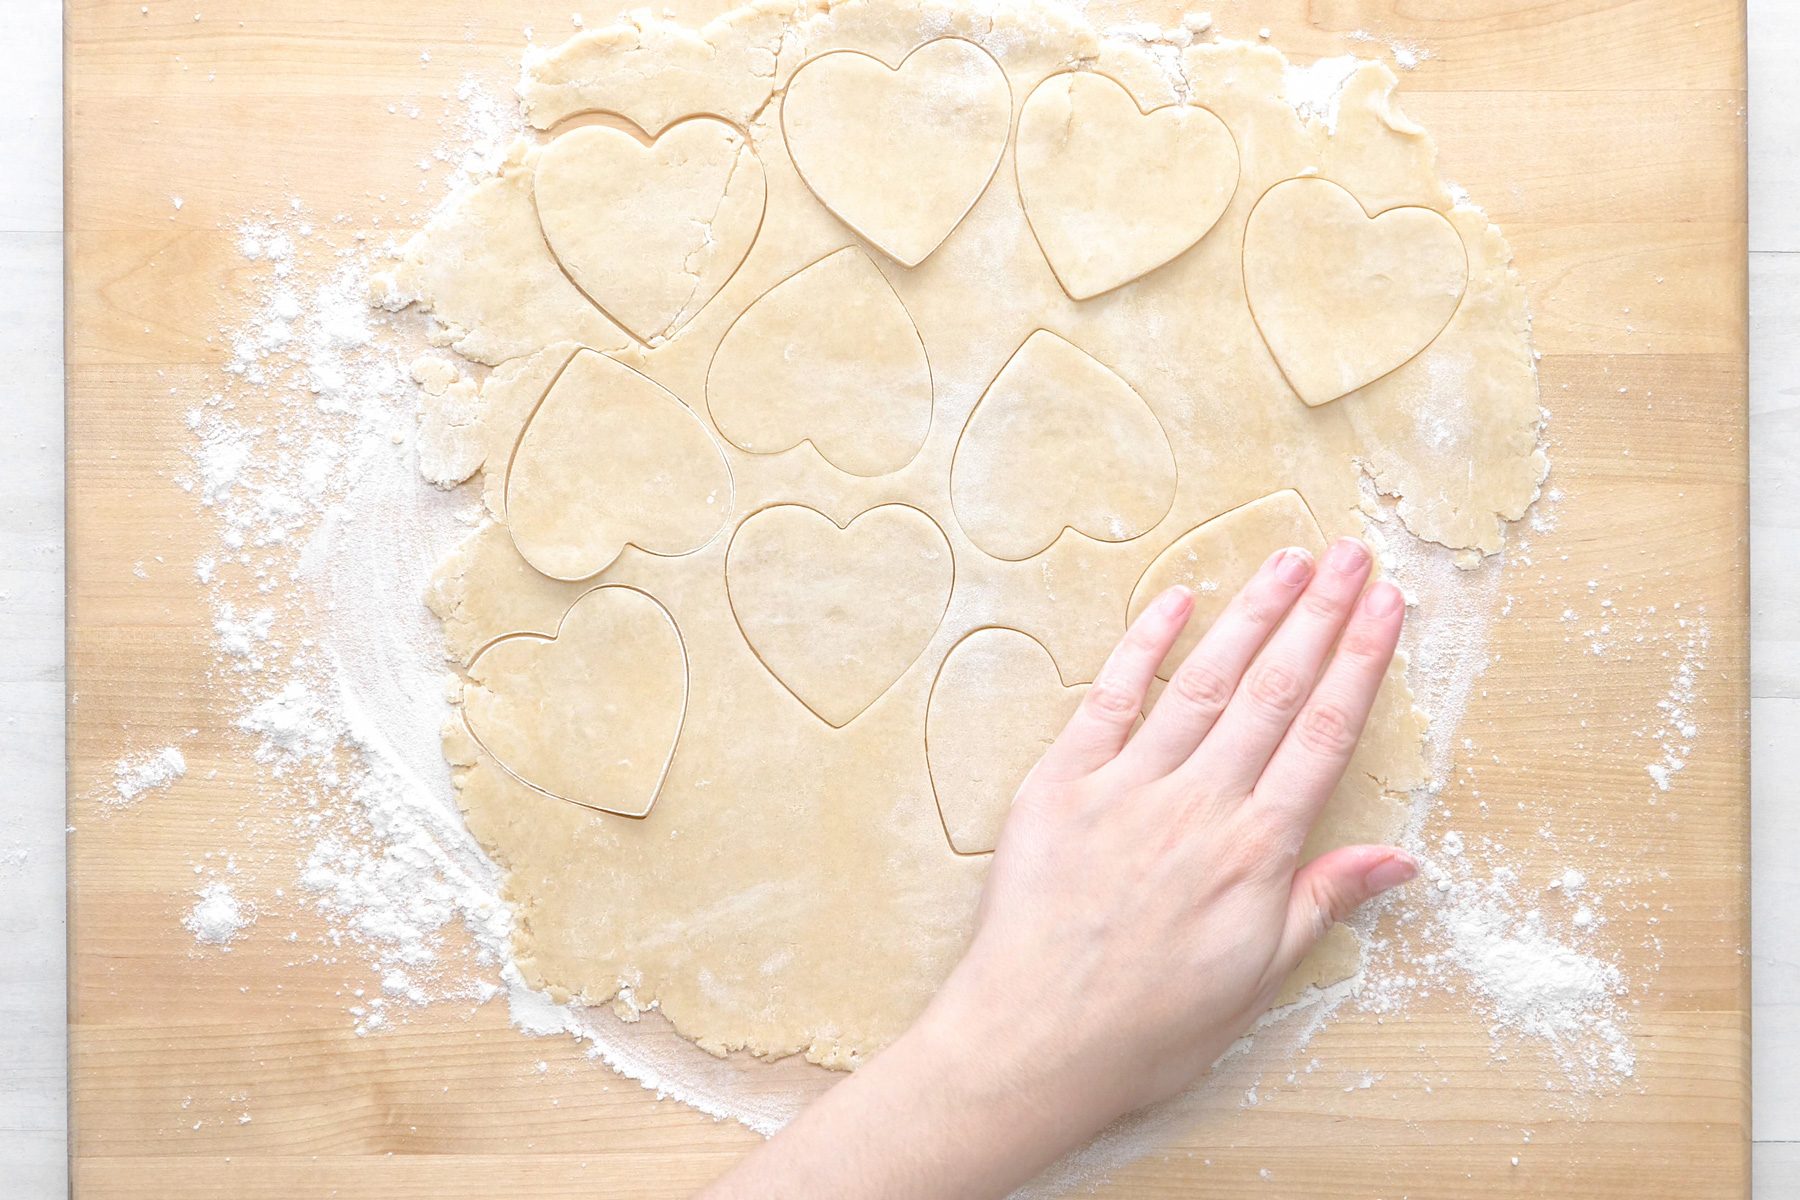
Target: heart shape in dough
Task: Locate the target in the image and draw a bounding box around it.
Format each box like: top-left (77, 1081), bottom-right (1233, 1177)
top-left (925, 628), bottom-right (1085, 854)
top-left (782, 39), bottom-right (1011, 268)
top-left (1016, 72), bottom-right (1240, 300)
top-left (726, 504), bottom-right (953, 728)
top-left (950, 329), bottom-right (1177, 561)
top-left (1128, 489), bottom-right (1327, 680)
top-left (506, 349), bottom-right (732, 581)
top-left (463, 585), bottom-right (688, 818)
top-left (706, 246), bottom-right (932, 476)
top-left (532, 117), bottom-right (765, 344)
top-left (1243, 177), bottom-right (1467, 407)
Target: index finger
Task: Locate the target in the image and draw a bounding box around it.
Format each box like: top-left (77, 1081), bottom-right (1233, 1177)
top-left (1034, 584), bottom-right (1193, 782)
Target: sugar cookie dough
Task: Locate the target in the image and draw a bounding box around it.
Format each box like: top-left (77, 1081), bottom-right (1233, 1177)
top-left (381, 0), bottom-right (1545, 1068)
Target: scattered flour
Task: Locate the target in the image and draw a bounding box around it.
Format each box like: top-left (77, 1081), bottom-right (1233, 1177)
top-left (109, 746), bottom-right (188, 806)
top-left (184, 882), bottom-right (252, 946)
top-left (237, 681), bottom-right (337, 764)
top-left (1367, 845), bottom-right (1636, 1086)
top-left (1283, 55), bottom-right (1362, 134)
top-left (148, 19), bottom-right (1690, 1168)
top-left (1358, 472), bottom-right (1648, 1093)
top-left (1347, 28), bottom-right (1435, 71)
top-left (214, 603), bottom-right (275, 661)
top-left (1645, 616), bottom-right (1708, 791)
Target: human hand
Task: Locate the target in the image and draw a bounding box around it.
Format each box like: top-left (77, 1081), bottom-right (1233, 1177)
top-left (702, 537), bottom-right (1415, 1200)
top-left (924, 537), bottom-right (1415, 1142)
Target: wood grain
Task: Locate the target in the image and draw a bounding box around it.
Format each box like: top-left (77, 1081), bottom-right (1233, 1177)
top-left (66, 0), bottom-right (1750, 1196)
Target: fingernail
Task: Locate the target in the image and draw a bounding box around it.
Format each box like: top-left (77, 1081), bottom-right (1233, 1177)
top-left (1363, 580), bottom-right (1404, 617)
top-left (1154, 584), bottom-right (1193, 617)
top-left (1365, 852), bottom-right (1418, 893)
top-left (1271, 547), bottom-right (1313, 586)
top-left (1325, 537), bottom-right (1370, 575)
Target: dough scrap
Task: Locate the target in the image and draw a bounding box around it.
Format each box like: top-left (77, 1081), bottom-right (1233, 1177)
top-left (782, 38), bottom-right (1011, 267)
top-left (1129, 489), bottom-right (1328, 681)
top-left (390, 3), bottom-right (1547, 1072)
top-left (533, 118), bottom-right (766, 344)
top-left (506, 348), bottom-right (732, 581)
top-left (926, 627), bottom-right (1083, 855)
top-left (726, 503), bottom-right (954, 728)
top-left (1016, 71), bottom-right (1239, 300)
top-left (950, 329), bottom-right (1177, 562)
top-left (707, 246), bottom-right (932, 476)
top-left (371, 152), bottom-right (625, 365)
top-left (1243, 176), bottom-right (1468, 407)
top-left (463, 585), bottom-right (688, 818)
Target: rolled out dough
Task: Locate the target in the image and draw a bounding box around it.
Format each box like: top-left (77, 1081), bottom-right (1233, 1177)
top-left (385, 0), bottom-right (1546, 1069)
top-left (505, 348), bottom-right (732, 580)
top-left (707, 246), bottom-right (934, 475)
top-left (532, 117), bottom-right (766, 344)
top-left (782, 38), bottom-right (1012, 267)
top-left (926, 627), bottom-right (1087, 855)
top-left (1016, 70), bottom-right (1240, 300)
top-left (464, 585), bottom-right (688, 818)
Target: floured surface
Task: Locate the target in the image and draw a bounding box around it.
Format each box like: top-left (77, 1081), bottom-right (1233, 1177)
top-left (383, 0), bottom-right (1546, 1070)
top-left (66, 2), bottom-right (1749, 1197)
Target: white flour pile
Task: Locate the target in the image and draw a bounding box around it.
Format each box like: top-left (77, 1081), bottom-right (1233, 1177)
top-left (109, 745), bottom-right (188, 806)
top-left (183, 882), bottom-right (252, 947)
top-left (130, 22), bottom-right (1698, 1166)
top-left (1362, 833), bottom-right (1638, 1086)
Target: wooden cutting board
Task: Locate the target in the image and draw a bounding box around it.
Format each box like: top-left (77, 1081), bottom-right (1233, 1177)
top-left (65, 0), bottom-right (1749, 1195)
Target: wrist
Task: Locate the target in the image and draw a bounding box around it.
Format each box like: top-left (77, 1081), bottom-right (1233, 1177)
top-left (864, 1013), bottom-right (1067, 1197)
top-left (891, 957), bottom-right (1126, 1172)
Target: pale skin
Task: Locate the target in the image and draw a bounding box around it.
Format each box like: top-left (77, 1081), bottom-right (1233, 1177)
top-left (702, 536), bottom-right (1415, 1199)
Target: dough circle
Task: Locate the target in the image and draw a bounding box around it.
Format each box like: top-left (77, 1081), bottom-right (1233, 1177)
top-left (383, 0), bottom-right (1546, 1071)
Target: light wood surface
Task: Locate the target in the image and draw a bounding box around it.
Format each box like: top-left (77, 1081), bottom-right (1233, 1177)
top-left (65, 1), bottom-right (1750, 1197)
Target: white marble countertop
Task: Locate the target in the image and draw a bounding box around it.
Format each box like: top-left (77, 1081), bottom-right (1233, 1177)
top-left (1748, 1), bottom-right (1798, 1189)
top-left (3, 1), bottom-right (1790, 1195)
top-left (0, 1), bottom-right (67, 1195)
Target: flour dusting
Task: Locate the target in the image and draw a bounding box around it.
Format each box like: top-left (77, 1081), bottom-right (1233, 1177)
top-left (184, 882), bottom-right (252, 946)
top-left (132, 14), bottom-right (1700, 1177)
top-left (1283, 55), bottom-right (1362, 134)
top-left (109, 745), bottom-right (188, 806)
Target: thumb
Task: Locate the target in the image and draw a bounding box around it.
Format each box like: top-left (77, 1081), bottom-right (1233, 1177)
top-left (1275, 844), bottom-right (1418, 973)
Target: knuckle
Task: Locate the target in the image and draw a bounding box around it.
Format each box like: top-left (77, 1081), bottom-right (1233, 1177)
top-left (1295, 700), bottom-right (1360, 757)
top-left (1125, 623), bottom-right (1165, 654)
top-left (1082, 677), bottom-right (1139, 719)
top-left (1245, 661), bottom-right (1307, 715)
top-left (1218, 818), bottom-right (1293, 883)
top-left (1307, 875), bottom-right (1351, 933)
top-left (1337, 623), bottom-right (1396, 663)
top-left (1169, 660), bottom-right (1233, 713)
top-left (1237, 591), bottom-right (1281, 629)
top-left (1298, 591), bottom-right (1347, 623)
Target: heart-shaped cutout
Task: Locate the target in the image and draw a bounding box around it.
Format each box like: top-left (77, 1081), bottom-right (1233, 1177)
top-left (726, 504), bottom-right (953, 727)
top-left (463, 585), bottom-right (688, 818)
top-left (926, 628), bottom-right (1084, 854)
top-left (951, 329), bottom-right (1176, 561)
top-left (1128, 489), bottom-right (1327, 680)
top-left (707, 247), bottom-right (932, 476)
top-left (1017, 72), bottom-right (1240, 300)
top-left (533, 116), bottom-right (765, 344)
top-left (506, 349), bottom-right (732, 581)
top-left (782, 39), bottom-right (1011, 268)
top-left (1243, 177), bottom-right (1467, 407)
